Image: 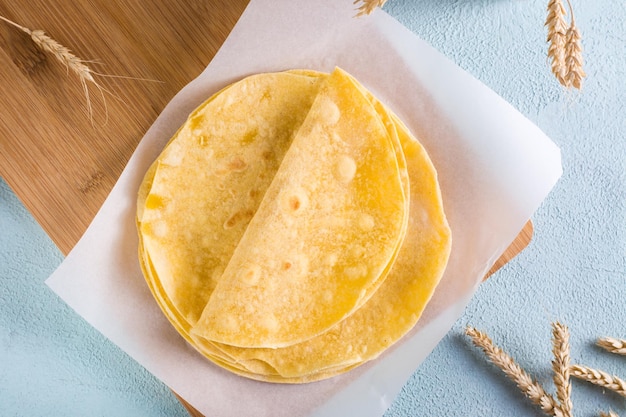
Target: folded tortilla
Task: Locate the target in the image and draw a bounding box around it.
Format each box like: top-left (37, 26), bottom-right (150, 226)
top-left (195, 85), bottom-right (451, 381)
top-left (137, 67), bottom-right (449, 383)
top-left (191, 68), bottom-right (409, 348)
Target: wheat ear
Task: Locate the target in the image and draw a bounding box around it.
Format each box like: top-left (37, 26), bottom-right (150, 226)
top-left (552, 322), bottom-right (573, 417)
top-left (545, 0), bottom-right (585, 89)
top-left (597, 337), bottom-right (626, 356)
top-left (465, 327), bottom-right (563, 416)
top-left (353, 0), bottom-right (387, 17)
top-left (570, 364), bottom-right (626, 397)
top-left (599, 411), bottom-right (620, 417)
top-left (0, 14), bottom-right (106, 122)
top-left (563, 1), bottom-right (585, 89)
top-left (545, 0), bottom-right (568, 85)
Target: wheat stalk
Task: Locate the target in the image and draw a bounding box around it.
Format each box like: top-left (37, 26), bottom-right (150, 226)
top-left (0, 14), bottom-right (108, 122)
top-left (552, 322), bottom-right (573, 417)
top-left (597, 337), bottom-right (626, 356)
top-left (570, 364), bottom-right (626, 397)
top-left (563, 5), bottom-right (585, 90)
top-left (545, 0), bottom-right (585, 89)
top-left (545, 0), bottom-right (568, 85)
top-left (467, 324), bottom-right (626, 414)
top-left (465, 327), bottom-right (564, 416)
top-left (353, 0), bottom-right (387, 16)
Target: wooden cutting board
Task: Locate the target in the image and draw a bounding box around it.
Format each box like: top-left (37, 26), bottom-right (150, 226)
top-left (0, 1), bottom-right (532, 415)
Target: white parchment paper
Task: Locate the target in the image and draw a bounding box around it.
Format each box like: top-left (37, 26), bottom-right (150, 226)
top-left (46, 0), bottom-right (562, 416)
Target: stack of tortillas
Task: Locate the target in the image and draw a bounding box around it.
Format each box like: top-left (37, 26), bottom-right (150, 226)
top-left (136, 67), bottom-right (451, 383)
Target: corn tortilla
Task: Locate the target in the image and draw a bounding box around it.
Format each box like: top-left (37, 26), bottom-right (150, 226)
top-left (137, 67), bottom-right (449, 383)
top-left (197, 93), bottom-right (450, 381)
top-left (192, 68), bottom-right (408, 348)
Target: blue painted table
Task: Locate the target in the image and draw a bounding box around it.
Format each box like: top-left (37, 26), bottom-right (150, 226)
top-left (1, 0), bottom-right (625, 415)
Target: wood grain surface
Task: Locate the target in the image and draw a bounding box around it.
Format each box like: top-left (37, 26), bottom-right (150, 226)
top-left (0, 2), bottom-right (532, 416)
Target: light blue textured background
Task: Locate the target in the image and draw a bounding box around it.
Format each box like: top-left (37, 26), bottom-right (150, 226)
top-left (1, 0), bottom-right (625, 416)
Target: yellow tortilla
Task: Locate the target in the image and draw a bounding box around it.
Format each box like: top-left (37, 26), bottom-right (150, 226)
top-left (197, 93), bottom-right (450, 381)
top-left (191, 68), bottom-right (408, 348)
top-left (137, 67), bottom-right (450, 383)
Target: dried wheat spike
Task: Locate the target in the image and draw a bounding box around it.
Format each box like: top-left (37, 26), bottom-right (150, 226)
top-left (570, 364), bottom-right (626, 397)
top-left (0, 14), bottom-right (106, 122)
top-left (563, 17), bottom-right (586, 89)
top-left (545, 0), bottom-right (568, 85)
top-left (552, 322), bottom-right (573, 417)
top-left (28, 29), bottom-right (95, 83)
top-left (597, 337), bottom-right (626, 355)
top-left (599, 411), bottom-right (620, 417)
top-left (466, 327), bottom-right (564, 416)
top-left (353, 0), bottom-right (387, 17)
